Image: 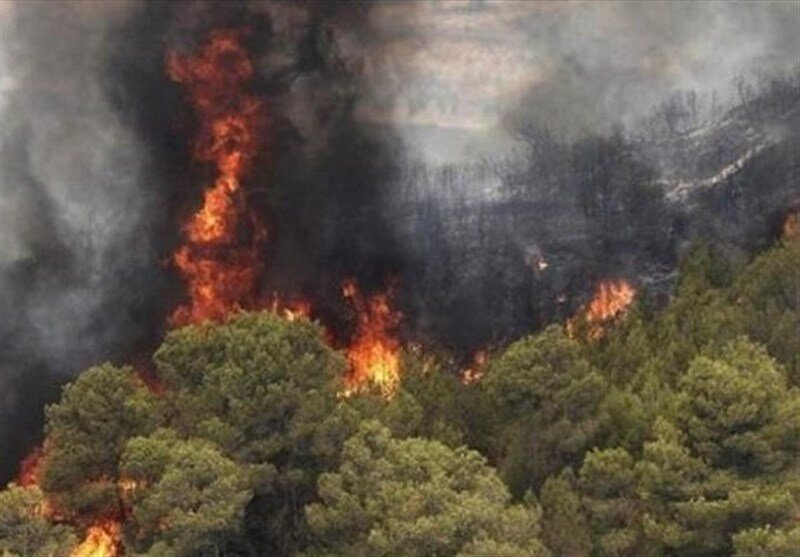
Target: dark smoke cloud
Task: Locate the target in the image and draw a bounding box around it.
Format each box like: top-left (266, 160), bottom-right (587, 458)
top-left (0, 1), bottom-right (176, 479)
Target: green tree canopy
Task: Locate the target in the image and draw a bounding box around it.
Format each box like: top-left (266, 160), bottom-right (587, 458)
top-left (677, 338), bottom-right (795, 474)
top-left (39, 364), bottom-right (161, 518)
top-left (479, 325), bottom-right (606, 495)
top-left (152, 313), bottom-right (354, 555)
top-left (303, 421), bottom-right (550, 557)
top-left (0, 485), bottom-right (77, 557)
top-left (120, 431), bottom-right (253, 556)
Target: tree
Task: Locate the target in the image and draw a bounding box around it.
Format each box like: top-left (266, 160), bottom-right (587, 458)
top-left (346, 347), bottom-right (468, 448)
top-left (39, 364), bottom-right (162, 518)
top-left (633, 419), bottom-right (712, 554)
top-left (733, 525), bottom-right (800, 557)
top-left (0, 485), bottom-right (76, 557)
top-left (648, 245), bottom-right (743, 384)
top-left (120, 432), bottom-right (253, 556)
top-left (152, 312), bottom-right (353, 555)
top-left (539, 468), bottom-right (592, 557)
top-left (730, 240), bottom-right (800, 383)
top-left (302, 421), bottom-right (550, 557)
top-left (677, 338), bottom-right (795, 474)
top-left (480, 326), bottom-right (606, 495)
top-left (578, 447), bottom-right (647, 557)
top-left (577, 415), bottom-right (798, 556)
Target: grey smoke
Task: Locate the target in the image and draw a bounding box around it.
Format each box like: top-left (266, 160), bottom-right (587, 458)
top-left (1, 1), bottom-right (160, 366)
top-left (352, 1), bottom-right (800, 159)
top-left (1, 1), bottom-right (168, 480)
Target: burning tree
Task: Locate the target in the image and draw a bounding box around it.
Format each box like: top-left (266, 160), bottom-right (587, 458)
top-left (567, 279), bottom-right (636, 340)
top-left (341, 280), bottom-right (403, 398)
top-left (166, 29), bottom-right (269, 327)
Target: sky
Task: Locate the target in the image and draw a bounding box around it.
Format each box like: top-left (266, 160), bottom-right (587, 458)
top-left (347, 1), bottom-right (800, 160)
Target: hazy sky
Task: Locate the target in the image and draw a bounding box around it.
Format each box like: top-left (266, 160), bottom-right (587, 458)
top-left (347, 0), bottom-right (799, 159)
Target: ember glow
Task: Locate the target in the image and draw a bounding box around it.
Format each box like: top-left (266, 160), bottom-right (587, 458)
top-left (341, 280), bottom-right (402, 397)
top-left (268, 296), bottom-right (313, 322)
top-left (568, 279), bottom-right (636, 339)
top-left (166, 29), bottom-right (268, 327)
top-left (15, 445), bottom-right (43, 488)
top-left (69, 521), bottom-right (121, 557)
top-left (461, 350), bottom-right (488, 385)
top-left (783, 204), bottom-right (799, 241)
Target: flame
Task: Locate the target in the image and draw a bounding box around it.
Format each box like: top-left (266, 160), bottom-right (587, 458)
top-left (341, 280), bottom-right (402, 397)
top-left (70, 521), bottom-right (121, 557)
top-left (267, 295), bottom-right (313, 322)
top-left (16, 445), bottom-right (44, 487)
top-left (783, 209), bottom-right (799, 241)
top-left (568, 279), bottom-right (636, 339)
top-left (585, 280), bottom-right (636, 323)
top-left (118, 477), bottom-right (142, 498)
top-left (166, 29), bottom-right (268, 327)
top-left (461, 350), bottom-right (487, 385)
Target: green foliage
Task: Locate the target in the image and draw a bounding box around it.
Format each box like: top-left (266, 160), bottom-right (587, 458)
top-left (539, 469), bottom-right (592, 557)
top-left (733, 525), bottom-right (800, 557)
top-left (677, 338), bottom-right (794, 474)
top-left (575, 414), bottom-right (799, 556)
top-left (153, 313), bottom-right (354, 555)
top-left (346, 347), bottom-right (468, 448)
top-left (730, 240), bottom-right (800, 383)
top-left (40, 363), bottom-right (161, 517)
top-left (154, 313), bottom-right (347, 466)
top-left (2, 239), bottom-right (798, 556)
top-left (0, 486), bottom-right (76, 557)
top-left (479, 325), bottom-right (606, 495)
top-left (303, 421), bottom-right (549, 557)
top-left (121, 432), bottom-right (253, 556)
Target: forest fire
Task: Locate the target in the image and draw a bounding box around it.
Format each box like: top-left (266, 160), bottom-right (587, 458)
top-left (586, 280), bottom-right (636, 323)
top-left (341, 280), bottom-right (403, 397)
top-left (14, 441), bottom-right (128, 555)
top-left (166, 29), bottom-right (268, 327)
top-left (568, 279), bottom-right (636, 339)
top-left (15, 445), bottom-right (43, 487)
top-left (782, 203), bottom-right (799, 240)
top-left (268, 296), bottom-right (313, 322)
top-left (461, 350), bottom-right (488, 385)
top-left (69, 521), bottom-right (121, 557)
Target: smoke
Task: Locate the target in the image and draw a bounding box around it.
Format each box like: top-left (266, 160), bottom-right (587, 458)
top-left (0, 1), bottom-right (173, 480)
top-left (0, 0), bottom-right (406, 481)
top-left (348, 1), bottom-right (800, 155)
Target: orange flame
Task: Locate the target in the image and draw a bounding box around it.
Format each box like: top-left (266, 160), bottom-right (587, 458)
top-left (15, 445), bottom-right (64, 520)
top-left (568, 279), bottom-right (636, 339)
top-left (461, 350), bottom-right (487, 385)
top-left (70, 521), bottom-right (121, 557)
top-left (166, 29), bottom-right (268, 327)
top-left (783, 208), bottom-right (799, 241)
top-left (341, 280), bottom-right (402, 397)
top-left (16, 445), bottom-right (44, 487)
top-left (118, 477), bottom-right (142, 498)
top-left (585, 280), bottom-right (635, 323)
top-left (268, 296), bottom-right (313, 322)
